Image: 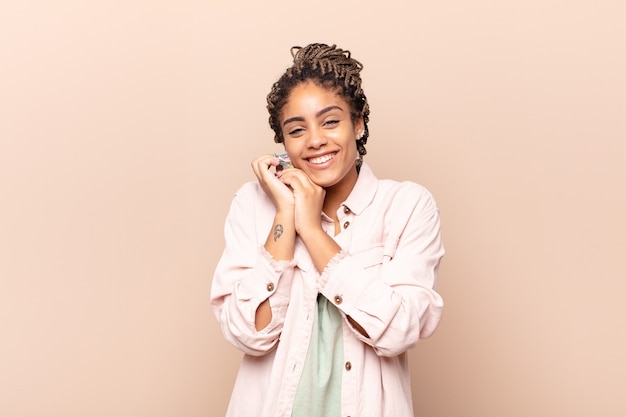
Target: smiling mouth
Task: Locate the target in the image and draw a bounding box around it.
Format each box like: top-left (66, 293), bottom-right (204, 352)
top-left (307, 152), bottom-right (336, 165)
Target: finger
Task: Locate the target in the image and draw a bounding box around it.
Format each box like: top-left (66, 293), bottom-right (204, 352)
top-left (251, 155), bottom-right (278, 180)
top-left (251, 154), bottom-right (274, 172)
top-left (277, 169), bottom-right (310, 190)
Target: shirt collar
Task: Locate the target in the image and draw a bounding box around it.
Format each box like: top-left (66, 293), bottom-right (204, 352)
top-left (342, 162), bottom-right (378, 216)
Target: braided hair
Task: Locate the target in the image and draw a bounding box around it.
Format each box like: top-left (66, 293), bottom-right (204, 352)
top-left (266, 43), bottom-right (370, 162)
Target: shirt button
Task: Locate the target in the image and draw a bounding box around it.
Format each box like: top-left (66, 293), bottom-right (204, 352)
top-left (343, 221), bottom-right (350, 229)
top-left (266, 282), bottom-right (274, 292)
top-left (343, 206), bottom-right (351, 214)
top-left (334, 295), bottom-right (343, 305)
top-left (345, 361), bottom-right (352, 371)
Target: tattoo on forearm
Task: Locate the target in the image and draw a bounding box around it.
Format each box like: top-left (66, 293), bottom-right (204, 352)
top-left (273, 224), bottom-right (284, 241)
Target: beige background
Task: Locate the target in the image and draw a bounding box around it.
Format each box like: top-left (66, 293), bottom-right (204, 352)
top-left (1, 1), bottom-right (625, 416)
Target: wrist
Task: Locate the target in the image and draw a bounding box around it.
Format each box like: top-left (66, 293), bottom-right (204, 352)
top-left (296, 223), bottom-right (326, 242)
top-left (274, 209), bottom-right (295, 229)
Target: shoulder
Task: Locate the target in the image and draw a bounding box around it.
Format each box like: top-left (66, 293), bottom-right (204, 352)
top-left (233, 180), bottom-right (266, 200)
top-left (377, 178), bottom-right (438, 210)
top-left (226, 180), bottom-right (273, 215)
top-left (369, 179), bottom-right (441, 226)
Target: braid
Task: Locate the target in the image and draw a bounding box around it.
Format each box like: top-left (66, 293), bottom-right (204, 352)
top-left (266, 43), bottom-right (370, 160)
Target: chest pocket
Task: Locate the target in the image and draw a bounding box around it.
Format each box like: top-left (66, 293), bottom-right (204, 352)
top-left (353, 235), bottom-right (399, 269)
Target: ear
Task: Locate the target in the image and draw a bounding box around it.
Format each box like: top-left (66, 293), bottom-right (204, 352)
top-left (354, 118), bottom-right (365, 140)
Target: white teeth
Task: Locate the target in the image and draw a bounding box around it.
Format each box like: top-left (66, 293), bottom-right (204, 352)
top-left (309, 153), bottom-right (335, 164)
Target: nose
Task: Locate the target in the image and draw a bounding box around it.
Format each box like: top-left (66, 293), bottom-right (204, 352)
top-left (306, 126), bottom-right (327, 148)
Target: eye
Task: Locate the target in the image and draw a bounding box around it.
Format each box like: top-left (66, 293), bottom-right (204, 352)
top-left (287, 127), bottom-right (305, 137)
top-left (323, 119), bottom-right (339, 127)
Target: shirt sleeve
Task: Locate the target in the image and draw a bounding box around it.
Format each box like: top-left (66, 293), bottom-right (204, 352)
top-left (317, 183), bottom-right (444, 357)
top-left (210, 183), bottom-right (296, 356)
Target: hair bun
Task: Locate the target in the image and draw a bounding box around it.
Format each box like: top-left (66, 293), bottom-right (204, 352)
top-left (290, 43), bottom-right (363, 73)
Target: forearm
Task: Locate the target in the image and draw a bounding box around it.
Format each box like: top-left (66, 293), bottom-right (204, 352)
top-left (256, 210), bottom-right (295, 330)
top-left (264, 210), bottom-right (295, 261)
top-left (298, 227), bottom-right (341, 274)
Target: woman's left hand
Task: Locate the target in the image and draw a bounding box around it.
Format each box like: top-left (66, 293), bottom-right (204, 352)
top-left (277, 168), bottom-right (325, 236)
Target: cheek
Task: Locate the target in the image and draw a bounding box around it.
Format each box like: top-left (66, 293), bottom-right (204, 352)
top-left (282, 143), bottom-right (299, 166)
top-left (283, 141), bottom-right (294, 155)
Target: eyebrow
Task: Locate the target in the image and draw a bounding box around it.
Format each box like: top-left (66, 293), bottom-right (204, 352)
top-left (282, 105), bottom-right (345, 127)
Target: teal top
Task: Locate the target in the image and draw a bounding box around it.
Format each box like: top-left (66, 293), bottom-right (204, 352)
top-left (291, 294), bottom-right (344, 417)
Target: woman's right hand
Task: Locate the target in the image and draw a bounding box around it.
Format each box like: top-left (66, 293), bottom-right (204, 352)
top-left (254, 154), bottom-right (297, 266)
top-left (251, 154), bottom-right (295, 212)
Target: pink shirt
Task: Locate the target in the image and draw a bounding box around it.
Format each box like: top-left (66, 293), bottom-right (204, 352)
top-left (211, 163), bottom-right (444, 417)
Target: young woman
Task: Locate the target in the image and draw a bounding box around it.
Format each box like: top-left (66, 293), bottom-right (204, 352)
top-left (211, 43), bottom-right (444, 417)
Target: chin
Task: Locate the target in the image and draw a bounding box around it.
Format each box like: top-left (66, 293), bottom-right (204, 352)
top-left (312, 169), bottom-right (352, 189)
top-left (305, 172), bottom-right (336, 187)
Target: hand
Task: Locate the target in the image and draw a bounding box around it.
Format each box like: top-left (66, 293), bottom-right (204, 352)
top-left (251, 154), bottom-right (295, 213)
top-left (276, 168), bottom-right (326, 236)
top-left (278, 168), bottom-right (341, 274)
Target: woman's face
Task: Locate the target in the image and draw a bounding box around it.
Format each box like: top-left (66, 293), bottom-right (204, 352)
top-left (280, 82), bottom-right (363, 192)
